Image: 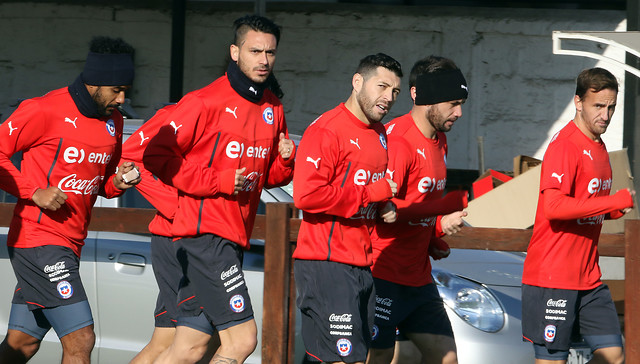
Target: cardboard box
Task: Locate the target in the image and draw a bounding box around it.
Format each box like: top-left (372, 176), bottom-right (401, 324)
top-left (513, 155), bottom-right (541, 177)
top-left (471, 169), bottom-right (513, 199)
top-left (465, 165), bottom-right (540, 229)
top-left (463, 149), bottom-right (638, 233)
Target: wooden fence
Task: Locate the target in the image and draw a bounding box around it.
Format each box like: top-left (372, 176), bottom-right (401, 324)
top-left (0, 202), bottom-right (636, 362)
top-left (260, 203), bottom-right (640, 364)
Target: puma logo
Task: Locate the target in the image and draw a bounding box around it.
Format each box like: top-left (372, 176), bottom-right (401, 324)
top-left (350, 138), bottom-right (361, 150)
top-left (461, 84), bottom-right (468, 91)
top-left (170, 121), bottom-right (182, 135)
top-left (249, 86), bottom-right (258, 95)
top-left (386, 124), bottom-right (395, 135)
top-left (551, 172), bottom-right (564, 183)
top-left (417, 149), bottom-right (426, 159)
top-left (64, 117), bottom-right (78, 128)
top-left (225, 107), bottom-right (238, 119)
top-left (386, 169), bottom-right (395, 180)
top-left (138, 131), bottom-right (150, 145)
top-left (7, 121), bottom-right (17, 136)
top-left (306, 156), bottom-right (321, 169)
top-left (583, 150), bottom-right (593, 161)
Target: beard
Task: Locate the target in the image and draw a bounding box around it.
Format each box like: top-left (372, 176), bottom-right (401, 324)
top-left (428, 106), bottom-right (453, 132)
top-left (91, 88), bottom-right (115, 117)
top-left (356, 90), bottom-right (386, 124)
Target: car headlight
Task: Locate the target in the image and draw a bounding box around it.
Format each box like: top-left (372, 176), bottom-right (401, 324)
top-left (432, 268), bottom-right (505, 333)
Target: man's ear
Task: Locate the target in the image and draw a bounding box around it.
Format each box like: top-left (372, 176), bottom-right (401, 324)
top-left (574, 95), bottom-right (582, 112)
top-left (353, 73), bottom-right (363, 93)
top-left (230, 44), bottom-right (239, 62)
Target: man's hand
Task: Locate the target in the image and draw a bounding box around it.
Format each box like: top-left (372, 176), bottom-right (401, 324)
top-left (622, 189), bottom-right (636, 214)
top-left (440, 210), bottom-right (467, 236)
top-left (32, 186), bottom-right (68, 211)
top-left (278, 133), bottom-right (295, 160)
top-left (429, 237), bottom-right (450, 260)
top-left (380, 201), bottom-right (397, 223)
top-left (113, 161), bottom-right (141, 190)
top-left (387, 179), bottom-right (397, 197)
top-left (233, 167), bottom-right (247, 195)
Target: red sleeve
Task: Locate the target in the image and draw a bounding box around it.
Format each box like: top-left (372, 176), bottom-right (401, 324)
top-left (543, 188), bottom-right (633, 220)
top-left (394, 190), bottom-right (467, 222)
top-left (264, 121), bottom-right (295, 189)
top-left (143, 97), bottom-right (231, 197)
top-left (0, 99), bottom-right (46, 199)
top-left (100, 115), bottom-right (125, 199)
top-left (121, 112), bottom-right (179, 218)
top-left (293, 125), bottom-right (368, 218)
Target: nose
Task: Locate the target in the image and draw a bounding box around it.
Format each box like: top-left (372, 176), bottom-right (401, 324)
top-left (259, 51), bottom-right (269, 65)
top-left (115, 90), bottom-right (126, 105)
top-left (453, 104), bottom-right (463, 118)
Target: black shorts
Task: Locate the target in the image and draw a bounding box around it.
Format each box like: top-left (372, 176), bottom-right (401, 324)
top-left (151, 234), bottom-right (181, 328)
top-left (9, 245), bottom-right (88, 309)
top-left (371, 278), bottom-right (454, 349)
top-left (294, 259), bottom-right (375, 363)
top-left (522, 283), bottom-right (621, 353)
top-left (175, 234), bottom-right (253, 332)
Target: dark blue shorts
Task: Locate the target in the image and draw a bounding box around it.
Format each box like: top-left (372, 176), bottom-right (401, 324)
top-left (371, 278), bottom-right (453, 349)
top-left (175, 234), bottom-right (253, 333)
top-left (9, 245), bottom-right (88, 308)
top-left (8, 245), bottom-right (92, 339)
top-left (150, 234), bottom-right (181, 327)
top-left (294, 259), bottom-right (375, 363)
top-left (522, 283), bottom-right (622, 358)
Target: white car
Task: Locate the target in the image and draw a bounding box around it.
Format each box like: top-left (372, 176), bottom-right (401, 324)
top-left (0, 182), bottom-right (597, 363)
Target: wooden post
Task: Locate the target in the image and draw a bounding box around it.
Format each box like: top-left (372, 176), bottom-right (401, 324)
top-left (262, 203), bottom-right (292, 363)
top-left (625, 219), bottom-right (640, 363)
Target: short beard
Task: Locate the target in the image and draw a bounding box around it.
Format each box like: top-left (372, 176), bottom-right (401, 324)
top-left (91, 87), bottom-right (112, 117)
top-left (356, 91), bottom-right (384, 124)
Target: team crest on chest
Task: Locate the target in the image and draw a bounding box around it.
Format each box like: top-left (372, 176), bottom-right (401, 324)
top-left (106, 119), bottom-right (116, 137)
top-left (379, 133), bottom-right (387, 150)
top-left (263, 107), bottom-right (274, 125)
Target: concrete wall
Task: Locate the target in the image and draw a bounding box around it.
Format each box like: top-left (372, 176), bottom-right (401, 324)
top-left (0, 2), bottom-right (626, 171)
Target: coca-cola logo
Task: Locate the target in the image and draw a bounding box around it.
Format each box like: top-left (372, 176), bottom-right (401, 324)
top-left (241, 172), bottom-right (262, 192)
top-left (221, 264), bottom-right (239, 280)
top-left (329, 313), bottom-right (352, 323)
top-left (58, 174), bottom-right (102, 195)
top-left (546, 299), bottom-right (568, 308)
top-left (376, 297), bottom-right (393, 307)
top-left (44, 261), bottom-right (66, 273)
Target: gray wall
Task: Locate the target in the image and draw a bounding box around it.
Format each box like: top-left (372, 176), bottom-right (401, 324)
top-left (0, 2), bottom-right (626, 171)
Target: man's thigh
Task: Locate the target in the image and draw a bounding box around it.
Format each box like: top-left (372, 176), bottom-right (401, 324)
top-left (295, 259), bottom-right (374, 363)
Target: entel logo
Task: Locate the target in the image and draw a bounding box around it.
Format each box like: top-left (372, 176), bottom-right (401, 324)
top-left (353, 169), bottom-right (384, 186)
top-left (588, 177), bottom-right (612, 194)
top-left (226, 141), bottom-right (271, 159)
top-left (221, 264), bottom-right (238, 280)
top-left (417, 176), bottom-right (445, 194)
top-left (44, 261), bottom-right (65, 273)
top-left (63, 147), bottom-right (112, 165)
top-left (329, 314), bottom-right (352, 323)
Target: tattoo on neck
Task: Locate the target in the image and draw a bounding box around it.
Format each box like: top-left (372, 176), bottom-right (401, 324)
top-left (212, 354), bottom-right (238, 364)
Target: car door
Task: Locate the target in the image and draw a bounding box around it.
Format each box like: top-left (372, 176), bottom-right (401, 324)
top-left (92, 231), bottom-right (157, 363)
